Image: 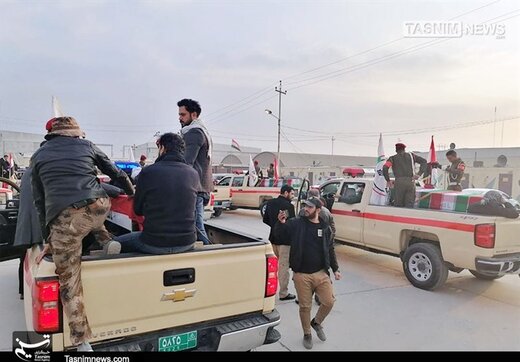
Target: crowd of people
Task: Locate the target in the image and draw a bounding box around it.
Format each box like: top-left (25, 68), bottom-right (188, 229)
top-left (10, 100), bottom-right (519, 352)
top-left (13, 98), bottom-right (214, 351)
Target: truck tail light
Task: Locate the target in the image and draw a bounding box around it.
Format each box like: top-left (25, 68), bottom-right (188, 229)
top-left (475, 223), bottom-right (495, 249)
top-left (210, 193), bottom-right (215, 207)
top-left (33, 278), bottom-right (61, 333)
top-left (265, 255), bottom-right (278, 297)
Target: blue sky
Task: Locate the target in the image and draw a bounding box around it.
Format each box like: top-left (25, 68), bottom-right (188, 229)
top-left (0, 0), bottom-right (518, 157)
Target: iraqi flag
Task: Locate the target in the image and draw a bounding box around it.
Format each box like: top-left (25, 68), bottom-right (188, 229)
top-left (369, 133), bottom-right (389, 205)
top-left (231, 139), bottom-right (241, 152)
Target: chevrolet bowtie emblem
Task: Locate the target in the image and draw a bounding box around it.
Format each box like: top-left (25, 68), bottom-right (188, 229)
top-left (161, 288), bottom-right (197, 302)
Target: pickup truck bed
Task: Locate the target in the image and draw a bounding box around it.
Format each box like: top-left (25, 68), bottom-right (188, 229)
top-left (23, 224), bottom-right (281, 352)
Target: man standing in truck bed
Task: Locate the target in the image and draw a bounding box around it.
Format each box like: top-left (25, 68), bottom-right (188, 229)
top-left (178, 98), bottom-right (213, 245)
top-left (31, 116), bottom-right (134, 351)
top-left (445, 150), bottom-right (465, 191)
top-left (383, 143), bottom-right (427, 207)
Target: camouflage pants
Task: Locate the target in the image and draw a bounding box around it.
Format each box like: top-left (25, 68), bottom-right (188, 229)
top-left (48, 197), bottom-right (111, 346)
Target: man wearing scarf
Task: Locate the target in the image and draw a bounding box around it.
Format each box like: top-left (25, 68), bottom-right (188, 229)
top-left (178, 98), bottom-right (213, 245)
top-left (116, 133), bottom-right (201, 253)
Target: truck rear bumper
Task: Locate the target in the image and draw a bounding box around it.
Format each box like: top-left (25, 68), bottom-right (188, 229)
top-left (475, 253), bottom-right (520, 276)
top-left (89, 310), bottom-right (280, 352)
top-left (214, 200), bottom-right (231, 209)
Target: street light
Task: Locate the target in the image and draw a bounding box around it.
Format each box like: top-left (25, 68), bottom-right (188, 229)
top-left (265, 109), bottom-right (281, 172)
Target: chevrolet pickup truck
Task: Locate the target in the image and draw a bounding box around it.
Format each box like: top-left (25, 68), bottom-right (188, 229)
top-left (317, 178), bottom-right (520, 290)
top-left (2, 187), bottom-right (280, 352)
top-left (214, 174), bottom-right (303, 211)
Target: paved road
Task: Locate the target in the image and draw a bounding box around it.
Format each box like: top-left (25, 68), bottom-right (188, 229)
top-left (1, 209), bottom-right (519, 351)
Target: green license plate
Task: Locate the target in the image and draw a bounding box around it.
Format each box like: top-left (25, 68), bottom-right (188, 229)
top-left (158, 331), bottom-right (197, 352)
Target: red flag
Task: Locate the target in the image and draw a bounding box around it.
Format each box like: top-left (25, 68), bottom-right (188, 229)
top-left (273, 158), bottom-right (279, 181)
top-left (427, 136), bottom-right (437, 163)
top-left (424, 136), bottom-right (437, 189)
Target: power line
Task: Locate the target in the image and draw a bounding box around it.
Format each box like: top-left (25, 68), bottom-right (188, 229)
top-left (284, 8), bottom-right (520, 91)
top-left (203, 1), bottom-right (505, 125)
top-left (282, 0), bottom-right (502, 84)
top-left (281, 115), bottom-right (520, 139)
top-left (206, 94), bottom-right (277, 124)
top-left (203, 85), bottom-right (276, 119)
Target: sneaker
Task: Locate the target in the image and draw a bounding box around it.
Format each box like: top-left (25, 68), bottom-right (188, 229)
top-left (279, 293), bottom-right (296, 301)
top-left (311, 318), bottom-right (326, 341)
top-left (76, 342), bottom-right (93, 352)
top-left (103, 240), bottom-right (121, 255)
top-left (303, 334), bottom-right (313, 350)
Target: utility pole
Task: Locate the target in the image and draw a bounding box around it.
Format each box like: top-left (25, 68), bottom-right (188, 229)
top-left (331, 136), bottom-right (335, 166)
top-left (274, 80), bottom-right (287, 170)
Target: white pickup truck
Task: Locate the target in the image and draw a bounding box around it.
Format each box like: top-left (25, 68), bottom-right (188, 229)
top-left (214, 175), bottom-right (303, 211)
top-left (316, 178), bottom-right (520, 290)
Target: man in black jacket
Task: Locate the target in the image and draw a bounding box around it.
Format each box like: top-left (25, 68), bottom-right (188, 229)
top-left (116, 133), bottom-right (201, 253)
top-left (31, 116), bottom-right (134, 351)
top-left (468, 190), bottom-right (519, 219)
top-left (262, 185), bottom-right (296, 301)
top-left (178, 99), bottom-right (213, 245)
top-left (275, 197), bottom-right (341, 350)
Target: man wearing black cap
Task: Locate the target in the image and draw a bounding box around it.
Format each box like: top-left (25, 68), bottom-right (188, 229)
top-left (275, 197), bottom-right (340, 350)
top-left (383, 143), bottom-right (427, 207)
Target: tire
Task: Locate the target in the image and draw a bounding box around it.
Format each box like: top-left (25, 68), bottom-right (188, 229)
top-left (213, 208), bottom-right (223, 218)
top-left (469, 270), bottom-right (504, 281)
top-left (402, 242), bottom-right (449, 290)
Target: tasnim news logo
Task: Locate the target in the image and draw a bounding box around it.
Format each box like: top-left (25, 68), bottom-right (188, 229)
top-left (403, 21), bottom-right (506, 39)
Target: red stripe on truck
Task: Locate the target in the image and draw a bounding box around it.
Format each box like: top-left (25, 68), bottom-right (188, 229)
top-left (331, 209), bottom-right (475, 232)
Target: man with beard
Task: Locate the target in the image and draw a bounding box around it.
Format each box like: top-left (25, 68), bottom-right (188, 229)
top-left (275, 197), bottom-right (341, 350)
top-left (178, 99), bottom-right (213, 245)
top-left (262, 185), bottom-right (296, 301)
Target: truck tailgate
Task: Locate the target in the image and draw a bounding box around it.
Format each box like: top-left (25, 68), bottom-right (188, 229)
top-left (494, 219), bottom-right (520, 255)
top-left (66, 244), bottom-right (268, 348)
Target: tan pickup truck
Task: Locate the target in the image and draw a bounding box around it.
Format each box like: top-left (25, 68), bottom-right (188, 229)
top-left (9, 195), bottom-right (281, 352)
top-left (214, 175), bottom-right (303, 211)
top-left (212, 174), bottom-right (234, 217)
top-left (317, 178), bottom-right (520, 290)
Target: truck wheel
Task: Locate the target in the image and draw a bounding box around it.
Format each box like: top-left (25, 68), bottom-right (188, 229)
top-left (469, 270), bottom-right (504, 281)
top-left (403, 243), bottom-right (449, 290)
top-left (213, 208), bottom-right (223, 218)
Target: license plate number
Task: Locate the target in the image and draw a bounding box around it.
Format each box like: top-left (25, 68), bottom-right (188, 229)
top-left (158, 331), bottom-right (197, 352)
